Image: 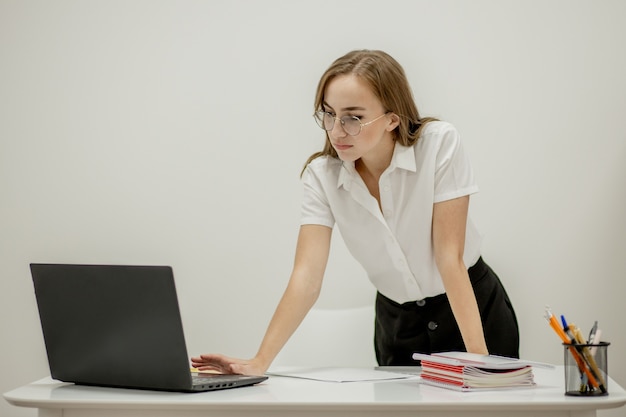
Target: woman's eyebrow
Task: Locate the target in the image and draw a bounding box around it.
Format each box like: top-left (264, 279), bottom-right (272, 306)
top-left (322, 102), bottom-right (367, 112)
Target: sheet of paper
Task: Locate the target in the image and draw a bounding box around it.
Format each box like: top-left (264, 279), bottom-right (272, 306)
top-left (266, 367), bottom-right (417, 382)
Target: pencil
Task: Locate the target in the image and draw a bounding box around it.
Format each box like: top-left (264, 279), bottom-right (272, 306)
top-left (544, 308), bottom-right (601, 391)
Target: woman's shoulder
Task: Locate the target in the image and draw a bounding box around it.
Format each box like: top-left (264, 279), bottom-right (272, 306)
top-left (302, 155), bottom-right (343, 181)
top-left (417, 120), bottom-right (463, 149)
top-left (305, 155), bottom-right (342, 171)
top-left (420, 120), bottom-right (458, 138)
top-left (411, 121), bottom-right (465, 162)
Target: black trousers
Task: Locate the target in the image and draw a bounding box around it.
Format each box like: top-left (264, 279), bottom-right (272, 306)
top-left (374, 257), bottom-right (520, 366)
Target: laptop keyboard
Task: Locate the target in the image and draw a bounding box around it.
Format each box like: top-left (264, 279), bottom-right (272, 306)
top-left (192, 373), bottom-right (241, 389)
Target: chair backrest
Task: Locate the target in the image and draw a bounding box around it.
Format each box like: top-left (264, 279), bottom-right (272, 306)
top-left (271, 306), bottom-right (377, 368)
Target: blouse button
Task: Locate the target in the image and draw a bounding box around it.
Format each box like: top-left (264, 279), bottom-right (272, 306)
top-left (428, 321), bottom-right (438, 331)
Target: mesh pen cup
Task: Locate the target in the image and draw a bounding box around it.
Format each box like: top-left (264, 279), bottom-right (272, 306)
top-left (563, 342), bottom-right (609, 396)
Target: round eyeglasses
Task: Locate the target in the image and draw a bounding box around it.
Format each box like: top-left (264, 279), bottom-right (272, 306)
top-left (313, 111), bottom-right (388, 136)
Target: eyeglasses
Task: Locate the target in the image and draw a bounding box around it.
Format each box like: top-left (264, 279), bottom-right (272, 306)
top-left (313, 111), bottom-right (388, 136)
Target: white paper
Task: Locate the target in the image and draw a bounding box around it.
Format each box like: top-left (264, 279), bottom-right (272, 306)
top-left (266, 367), bottom-right (416, 382)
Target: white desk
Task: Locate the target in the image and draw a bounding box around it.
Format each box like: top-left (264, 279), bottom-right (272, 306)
top-left (4, 367), bottom-right (626, 417)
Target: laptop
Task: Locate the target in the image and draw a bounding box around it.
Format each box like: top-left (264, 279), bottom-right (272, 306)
top-left (30, 263), bottom-right (268, 392)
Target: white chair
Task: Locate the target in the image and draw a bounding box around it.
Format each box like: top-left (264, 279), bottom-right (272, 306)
top-left (271, 305), bottom-right (377, 368)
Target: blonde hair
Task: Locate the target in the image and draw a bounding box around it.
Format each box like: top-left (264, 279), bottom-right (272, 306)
top-left (302, 50), bottom-right (437, 175)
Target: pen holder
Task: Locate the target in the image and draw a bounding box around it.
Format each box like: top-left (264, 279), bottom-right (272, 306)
top-left (563, 342), bottom-right (610, 396)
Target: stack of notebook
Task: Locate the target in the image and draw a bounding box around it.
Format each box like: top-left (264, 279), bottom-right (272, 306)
top-left (412, 352), bottom-right (551, 391)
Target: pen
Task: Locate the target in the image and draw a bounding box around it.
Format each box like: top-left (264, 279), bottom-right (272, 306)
top-left (560, 315), bottom-right (586, 388)
top-left (544, 307), bottom-right (601, 391)
top-left (587, 321), bottom-right (598, 344)
top-left (572, 325), bottom-right (607, 392)
top-left (589, 329), bottom-right (602, 356)
top-left (545, 307), bottom-right (570, 343)
top-left (561, 315), bottom-right (576, 341)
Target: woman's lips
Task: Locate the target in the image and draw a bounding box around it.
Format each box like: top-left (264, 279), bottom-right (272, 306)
top-left (334, 144), bottom-right (352, 151)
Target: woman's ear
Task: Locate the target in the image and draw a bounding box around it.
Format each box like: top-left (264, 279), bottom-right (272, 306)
top-left (386, 113), bottom-right (401, 131)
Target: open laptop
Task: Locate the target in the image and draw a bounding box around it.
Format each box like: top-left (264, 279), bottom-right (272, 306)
top-left (30, 263), bottom-right (268, 392)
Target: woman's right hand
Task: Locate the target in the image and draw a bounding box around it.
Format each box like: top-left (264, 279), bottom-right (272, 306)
top-left (190, 353), bottom-right (269, 376)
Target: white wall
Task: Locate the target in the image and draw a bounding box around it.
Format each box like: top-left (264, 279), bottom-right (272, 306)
top-left (1, 1), bottom-right (625, 416)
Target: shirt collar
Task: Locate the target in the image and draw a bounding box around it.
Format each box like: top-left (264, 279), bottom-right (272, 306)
top-left (393, 142), bottom-right (417, 172)
top-left (337, 142), bottom-right (416, 189)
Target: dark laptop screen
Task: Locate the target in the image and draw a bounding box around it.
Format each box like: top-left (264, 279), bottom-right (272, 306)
top-left (31, 264), bottom-right (193, 391)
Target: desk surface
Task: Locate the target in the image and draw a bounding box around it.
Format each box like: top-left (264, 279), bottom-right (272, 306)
top-left (4, 367), bottom-right (626, 417)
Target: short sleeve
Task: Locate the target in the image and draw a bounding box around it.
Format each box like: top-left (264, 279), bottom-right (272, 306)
top-left (433, 124), bottom-right (479, 203)
top-left (300, 164), bottom-right (335, 228)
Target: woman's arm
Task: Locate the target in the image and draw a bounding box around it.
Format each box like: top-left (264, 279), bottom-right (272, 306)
top-left (432, 195), bottom-right (488, 355)
top-left (191, 224), bottom-right (332, 375)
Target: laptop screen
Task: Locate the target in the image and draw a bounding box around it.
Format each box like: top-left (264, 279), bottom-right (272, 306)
top-left (31, 264), bottom-right (195, 391)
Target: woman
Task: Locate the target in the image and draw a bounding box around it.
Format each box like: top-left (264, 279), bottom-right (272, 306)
top-left (192, 49), bottom-right (519, 375)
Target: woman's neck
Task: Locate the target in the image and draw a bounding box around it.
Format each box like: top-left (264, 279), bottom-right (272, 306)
top-left (355, 138), bottom-right (395, 181)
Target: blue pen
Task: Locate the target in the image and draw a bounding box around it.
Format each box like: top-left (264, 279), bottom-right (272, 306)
top-left (560, 315), bottom-right (572, 336)
top-left (560, 315), bottom-right (579, 343)
top-left (560, 314), bottom-right (585, 391)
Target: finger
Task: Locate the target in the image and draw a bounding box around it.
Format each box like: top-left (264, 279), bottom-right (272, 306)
top-left (200, 353), bottom-right (233, 362)
top-left (196, 365), bottom-right (224, 373)
top-left (191, 353), bottom-right (229, 367)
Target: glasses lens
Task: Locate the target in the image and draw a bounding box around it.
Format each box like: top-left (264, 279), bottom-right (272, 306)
top-left (314, 112), bottom-right (363, 135)
top-left (342, 116), bottom-right (361, 136)
top-left (323, 112), bottom-right (335, 131)
top-left (314, 111), bottom-right (326, 129)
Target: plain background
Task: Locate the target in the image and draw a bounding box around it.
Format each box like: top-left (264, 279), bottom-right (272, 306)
top-left (1, 1), bottom-right (625, 416)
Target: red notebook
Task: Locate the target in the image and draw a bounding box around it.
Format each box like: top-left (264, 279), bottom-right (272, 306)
top-left (412, 352), bottom-right (553, 392)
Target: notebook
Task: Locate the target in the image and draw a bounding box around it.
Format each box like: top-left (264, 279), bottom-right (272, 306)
top-left (30, 263), bottom-right (268, 392)
top-left (412, 351), bottom-right (552, 392)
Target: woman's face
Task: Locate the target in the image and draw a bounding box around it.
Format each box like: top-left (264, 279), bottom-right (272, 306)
top-left (323, 75), bottom-right (396, 164)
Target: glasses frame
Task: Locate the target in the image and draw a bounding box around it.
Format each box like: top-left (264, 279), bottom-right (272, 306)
top-left (313, 111), bottom-right (389, 136)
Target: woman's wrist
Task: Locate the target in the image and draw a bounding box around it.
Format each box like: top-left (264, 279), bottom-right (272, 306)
top-left (252, 353), bottom-right (273, 374)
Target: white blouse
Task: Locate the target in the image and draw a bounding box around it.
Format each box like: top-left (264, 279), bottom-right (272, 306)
top-left (300, 121), bottom-right (482, 304)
